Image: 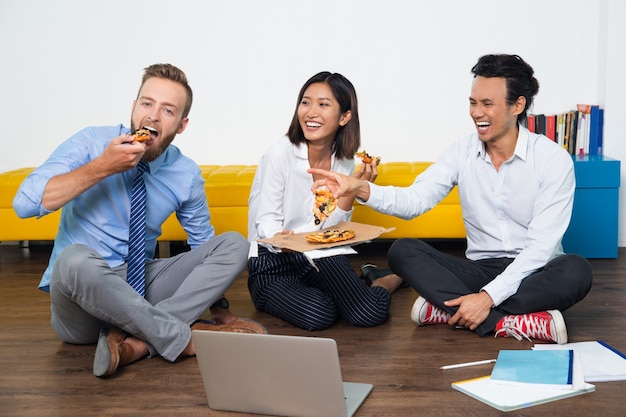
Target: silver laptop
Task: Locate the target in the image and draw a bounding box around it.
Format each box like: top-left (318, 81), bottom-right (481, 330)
top-left (192, 330), bottom-right (373, 417)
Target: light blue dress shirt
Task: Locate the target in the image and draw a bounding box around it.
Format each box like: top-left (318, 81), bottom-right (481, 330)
top-left (364, 126), bottom-right (575, 306)
top-left (13, 124), bottom-right (214, 292)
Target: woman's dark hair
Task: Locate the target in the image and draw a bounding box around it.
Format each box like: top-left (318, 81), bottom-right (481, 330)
top-left (286, 71), bottom-right (360, 159)
top-left (471, 54), bottom-right (539, 124)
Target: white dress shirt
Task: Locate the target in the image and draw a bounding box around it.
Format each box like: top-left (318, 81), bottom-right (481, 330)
top-left (364, 126), bottom-right (575, 306)
top-left (248, 136), bottom-right (354, 257)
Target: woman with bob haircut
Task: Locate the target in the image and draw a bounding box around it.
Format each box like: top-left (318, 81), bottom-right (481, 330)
top-left (246, 71), bottom-right (404, 331)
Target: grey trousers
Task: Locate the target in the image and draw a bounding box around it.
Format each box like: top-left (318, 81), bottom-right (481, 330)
top-left (49, 232), bottom-right (249, 362)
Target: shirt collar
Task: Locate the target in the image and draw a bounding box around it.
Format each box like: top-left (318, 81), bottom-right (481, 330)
top-left (293, 140), bottom-right (337, 167)
top-left (294, 140), bottom-right (309, 160)
top-left (146, 150), bottom-right (168, 174)
top-left (474, 124), bottom-right (529, 162)
top-left (513, 125), bottom-right (530, 162)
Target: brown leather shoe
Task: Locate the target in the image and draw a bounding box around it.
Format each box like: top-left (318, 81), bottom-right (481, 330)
top-left (93, 327), bottom-right (136, 377)
top-left (191, 318), bottom-right (268, 334)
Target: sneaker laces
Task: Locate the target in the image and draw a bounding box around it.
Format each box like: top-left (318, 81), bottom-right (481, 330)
top-left (494, 314), bottom-right (552, 342)
top-left (426, 304), bottom-right (451, 324)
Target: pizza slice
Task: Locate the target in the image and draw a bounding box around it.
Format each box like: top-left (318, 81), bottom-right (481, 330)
top-left (305, 228), bottom-right (356, 244)
top-left (356, 150), bottom-right (381, 164)
top-left (313, 188), bottom-right (337, 225)
top-left (132, 128), bottom-right (151, 142)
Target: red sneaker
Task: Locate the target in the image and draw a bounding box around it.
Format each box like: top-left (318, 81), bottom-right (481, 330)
top-left (411, 296), bottom-right (451, 325)
top-left (494, 310), bottom-right (567, 344)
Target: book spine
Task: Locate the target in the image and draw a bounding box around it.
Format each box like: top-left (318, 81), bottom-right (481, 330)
top-left (545, 115), bottom-right (556, 142)
top-left (588, 105), bottom-right (599, 155)
top-left (576, 104), bottom-right (592, 156)
top-left (527, 114), bottom-right (536, 133)
top-left (536, 114), bottom-right (546, 135)
top-left (563, 112), bottom-right (571, 153)
top-left (557, 113), bottom-right (565, 147)
top-left (597, 108), bottom-right (604, 155)
top-left (569, 111), bottom-right (578, 155)
top-left (567, 349), bottom-right (574, 385)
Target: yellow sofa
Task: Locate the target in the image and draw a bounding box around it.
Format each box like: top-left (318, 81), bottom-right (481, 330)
top-left (0, 163), bottom-right (465, 246)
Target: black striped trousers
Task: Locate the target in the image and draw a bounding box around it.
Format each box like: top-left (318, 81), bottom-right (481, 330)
top-left (248, 248), bottom-right (391, 331)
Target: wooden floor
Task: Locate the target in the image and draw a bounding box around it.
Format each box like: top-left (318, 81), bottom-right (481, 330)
top-left (1, 240), bottom-right (625, 417)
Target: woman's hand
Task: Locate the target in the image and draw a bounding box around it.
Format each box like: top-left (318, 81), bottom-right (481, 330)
top-left (274, 230), bottom-right (294, 236)
top-left (353, 159), bottom-right (379, 182)
top-left (272, 230), bottom-right (294, 252)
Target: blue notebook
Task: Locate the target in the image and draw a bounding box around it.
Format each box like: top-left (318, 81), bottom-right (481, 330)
top-left (490, 349), bottom-right (574, 390)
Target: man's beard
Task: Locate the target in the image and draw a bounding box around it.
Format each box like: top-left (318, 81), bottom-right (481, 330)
top-left (130, 122), bottom-right (176, 162)
top-left (141, 132), bottom-right (176, 162)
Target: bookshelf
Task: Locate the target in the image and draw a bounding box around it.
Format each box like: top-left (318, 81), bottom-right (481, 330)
top-left (527, 104), bottom-right (604, 157)
top-left (562, 155), bottom-right (620, 258)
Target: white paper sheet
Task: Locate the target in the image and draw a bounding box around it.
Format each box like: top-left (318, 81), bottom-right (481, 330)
top-left (533, 340), bottom-right (626, 382)
top-left (304, 245), bottom-right (359, 259)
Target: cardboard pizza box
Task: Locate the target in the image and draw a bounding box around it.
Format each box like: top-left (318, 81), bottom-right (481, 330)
top-left (258, 221), bottom-right (395, 253)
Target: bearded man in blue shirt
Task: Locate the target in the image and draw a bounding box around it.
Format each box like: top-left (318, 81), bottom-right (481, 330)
top-left (13, 63), bottom-right (266, 377)
top-left (309, 54), bottom-right (593, 344)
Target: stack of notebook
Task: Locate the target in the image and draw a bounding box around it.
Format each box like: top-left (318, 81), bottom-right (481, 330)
top-left (533, 340), bottom-right (626, 382)
top-left (452, 349), bottom-right (595, 411)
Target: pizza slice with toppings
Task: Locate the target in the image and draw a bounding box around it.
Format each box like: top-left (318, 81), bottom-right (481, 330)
top-left (313, 188), bottom-right (337, 225)
top-left (305, 228), bottom-right (356, 244)
top-left (356, 150), bottom-right (381, 164)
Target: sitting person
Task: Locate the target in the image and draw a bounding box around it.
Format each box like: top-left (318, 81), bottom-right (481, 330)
top-left (13, 63), bottom-right (266, 378)
top-left (309, 54), bottom-right (593, 344)
top-left (247, 71), bottom-right (405, 331)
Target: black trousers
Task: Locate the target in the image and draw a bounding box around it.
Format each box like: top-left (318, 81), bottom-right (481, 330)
top-left (387, 239), bottom-right (593, 336)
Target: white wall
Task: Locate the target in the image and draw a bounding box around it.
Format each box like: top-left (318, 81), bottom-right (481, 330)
top-left (602, 0), bottom-right (626, 246)
top-left (1, 0), bottom-right (625, 244)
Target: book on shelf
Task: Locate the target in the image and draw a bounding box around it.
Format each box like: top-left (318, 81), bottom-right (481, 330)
top-left (576, 104), bottom-right (592, 156)
top-left (452, 349), bottom-right (595, 412)
top-left (556, 113), bottom-right (565, 148)
top-left (565, 111), bottom-right (578, 155)
top-left (588, 105), bottom-right (603, 156)
top-left (526, 114), bottom-right (535, 133)
top-left (535, 114), bottom-right (546, 135)
top-left (545, 114), bottom-right (556, 142)
top-left (568, 110), bottom-right (579, 156)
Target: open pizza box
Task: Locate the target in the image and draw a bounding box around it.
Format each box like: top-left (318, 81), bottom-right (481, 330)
top-left (258, 221), bottom-right (396, 253)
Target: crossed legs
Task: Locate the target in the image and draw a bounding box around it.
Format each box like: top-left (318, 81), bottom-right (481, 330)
top-left (49, 232), bottom-right (250, 375)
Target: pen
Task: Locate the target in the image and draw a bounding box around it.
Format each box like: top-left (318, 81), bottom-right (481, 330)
top-left (439, 359), bottom-right (497, 370)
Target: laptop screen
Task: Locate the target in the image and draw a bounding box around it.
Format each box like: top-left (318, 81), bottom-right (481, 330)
top-left (192, 331), bottom-right (372, 417)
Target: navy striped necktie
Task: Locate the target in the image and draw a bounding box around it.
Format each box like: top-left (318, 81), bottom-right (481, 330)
top-left (126, 162), bottom-right (149, 296)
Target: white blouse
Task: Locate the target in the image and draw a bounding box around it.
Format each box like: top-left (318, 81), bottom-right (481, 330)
top-left (248, 136), bottom-right (354, 257)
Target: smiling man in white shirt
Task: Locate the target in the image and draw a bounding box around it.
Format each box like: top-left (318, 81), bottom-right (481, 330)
top-left (309, 54), bottom-right (593, 344)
